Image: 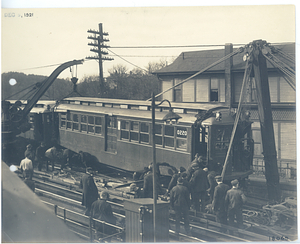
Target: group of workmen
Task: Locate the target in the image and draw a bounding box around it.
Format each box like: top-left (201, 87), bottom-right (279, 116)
top-left (129, 155), bottom-right (247, 236)
top-left (19, 142), bottom-right (73, 192)
top-left (79, 167), bottom-right (117, 241)
top-left (168, 155), bottom-right (247, 235)
top-left (19, 142), bottom-right (246, 238)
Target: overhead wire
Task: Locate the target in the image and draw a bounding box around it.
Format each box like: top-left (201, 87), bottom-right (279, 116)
top-left (106, 48), bottom-right (148, 72)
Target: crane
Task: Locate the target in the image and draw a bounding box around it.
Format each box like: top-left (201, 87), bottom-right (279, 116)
top-left (2, 59), bottom-right (84, 164)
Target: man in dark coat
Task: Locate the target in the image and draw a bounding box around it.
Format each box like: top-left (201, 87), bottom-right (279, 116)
top-left (170, 177), bottom-right (191, 236)
top-left (225, 179), bottom-right (247, 227)
top-left (91, 191), bottom-right (117, 242)
top-left (80, 167), bottom-right (99, 216)
top-left (212, 176), bottom-right (230, 232)
top-left (24, 144), bottom-right (35, 161)
top-left (189, 163), bottom-right (209, 212)
top-left (35, 142), bottom-right (47, 171)
top-left (143, 166), bottom-right (162, 199)
top-left (207, 170), bottom-right (217, 203)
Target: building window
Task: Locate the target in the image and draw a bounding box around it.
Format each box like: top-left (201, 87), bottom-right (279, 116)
top-left (210, 78), bottom-right (219, 102)
top-left (174, 78), bottom-right (182, 102)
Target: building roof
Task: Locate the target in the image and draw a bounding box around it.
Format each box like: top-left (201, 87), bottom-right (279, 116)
top-left (153, 42), bottom-right (295, 75)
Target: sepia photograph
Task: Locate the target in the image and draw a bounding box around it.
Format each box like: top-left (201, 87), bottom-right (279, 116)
top-left (1, 1), bottom-right (297, 242)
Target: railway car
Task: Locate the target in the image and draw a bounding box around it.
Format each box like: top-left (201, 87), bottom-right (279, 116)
top-left (45, 97), bottom-right (254, 181)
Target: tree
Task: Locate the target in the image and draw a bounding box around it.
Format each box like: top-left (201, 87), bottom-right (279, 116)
top-left (145, 58), bottom-right (169, 74)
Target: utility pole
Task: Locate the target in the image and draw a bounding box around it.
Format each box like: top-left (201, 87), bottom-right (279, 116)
top-left (251, 40), bottom-right (281, 202)
top-left (87, 23), bottom-right (113, 97)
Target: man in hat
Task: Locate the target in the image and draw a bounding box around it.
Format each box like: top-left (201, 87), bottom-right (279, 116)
top-left (80, 167), bottom-right (99, 216)
top-left (24, 144), bottom-right (34, 161)
top-left (225, 179), bottom-right (247, 227)
top-left (166, 166), bottom-right (186, 193)
top-left (186, 155), bottom-right (207, 181)
top-left (189, 163), bottom-right (209, 212)
top-left (170, 177), bottom-right (191, 236)
top-left (212, 176), bottom-right (230, 232)
top-left (91, 191), bottom-right (117, 241)
top-left (143, 164), bottom-right (162, 199)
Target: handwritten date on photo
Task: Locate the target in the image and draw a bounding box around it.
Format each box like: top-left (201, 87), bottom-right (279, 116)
top-left (269, 236), bottom-right (289, 241)
top-left (4, 13), bottom-right (33, 17)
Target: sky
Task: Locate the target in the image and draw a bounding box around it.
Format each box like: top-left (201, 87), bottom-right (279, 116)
top-left (1, 1), bottom-right (297, 82)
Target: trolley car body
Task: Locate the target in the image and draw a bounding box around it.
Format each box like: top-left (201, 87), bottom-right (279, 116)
top-left (50, 97), bottom-right (253, 180)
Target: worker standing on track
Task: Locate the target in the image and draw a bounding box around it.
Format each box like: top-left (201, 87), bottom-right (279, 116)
top-left (80, 167), bottom-right (99, 216)
top-left (225, 179), bottom-right (247, 228)
top-left (207, 170), bottom-right (217, 203)
top-left (91, 191), bottom-right (117, 242)
top-left (212, 176), bottom-right (230, 232)
top-left (35, 142), bottom-right (47, 171)
top-left (19, 155), bottom-right (34, 180)
top-left (188, 162), bottom-right (209, 212)
top-left (170, 177), bottom-right (191, 237)
top-left (24, 144), bottom-right (35, 162)
top-left (143, 164), bottom-right (162, 199)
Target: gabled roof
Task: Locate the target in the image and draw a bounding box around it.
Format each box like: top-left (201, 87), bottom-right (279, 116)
top-left (153, 42), bottom-right (295, 75)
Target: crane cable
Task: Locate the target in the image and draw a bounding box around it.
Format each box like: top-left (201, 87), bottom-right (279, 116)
top-left (263, 54), bottom-right (295, 91)
top-left (221, 58), bottom-right (253, 179)
top-left (271, 46), bottom-right (295, 64)
top-left (267, 52), bottom-right (295, 77)
top-left (146, 46), bottom-right (244, 101)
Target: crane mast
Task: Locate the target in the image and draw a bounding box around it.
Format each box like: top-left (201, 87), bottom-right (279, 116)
top-left (251, 40), bottom-right (280, 202)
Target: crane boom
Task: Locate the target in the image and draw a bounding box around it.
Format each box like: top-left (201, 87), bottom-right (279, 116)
top-left (22, 59), bottom-right (84, 117)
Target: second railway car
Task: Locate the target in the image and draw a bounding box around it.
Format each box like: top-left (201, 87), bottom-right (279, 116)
top-left (45, 97), bottom-right (253, 181)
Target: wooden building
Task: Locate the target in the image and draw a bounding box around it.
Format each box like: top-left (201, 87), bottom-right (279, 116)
top-left (153, 42), bottom-right (296, 179)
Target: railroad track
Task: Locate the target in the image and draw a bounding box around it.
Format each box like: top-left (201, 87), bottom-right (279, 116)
top-left (18, 170), bottom-right (282, 242)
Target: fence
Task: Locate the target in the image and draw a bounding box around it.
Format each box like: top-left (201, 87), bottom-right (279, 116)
top-left (252, 158), bottom-right (297, 180)
top-left (43, 201), bottom-right (125, 242)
